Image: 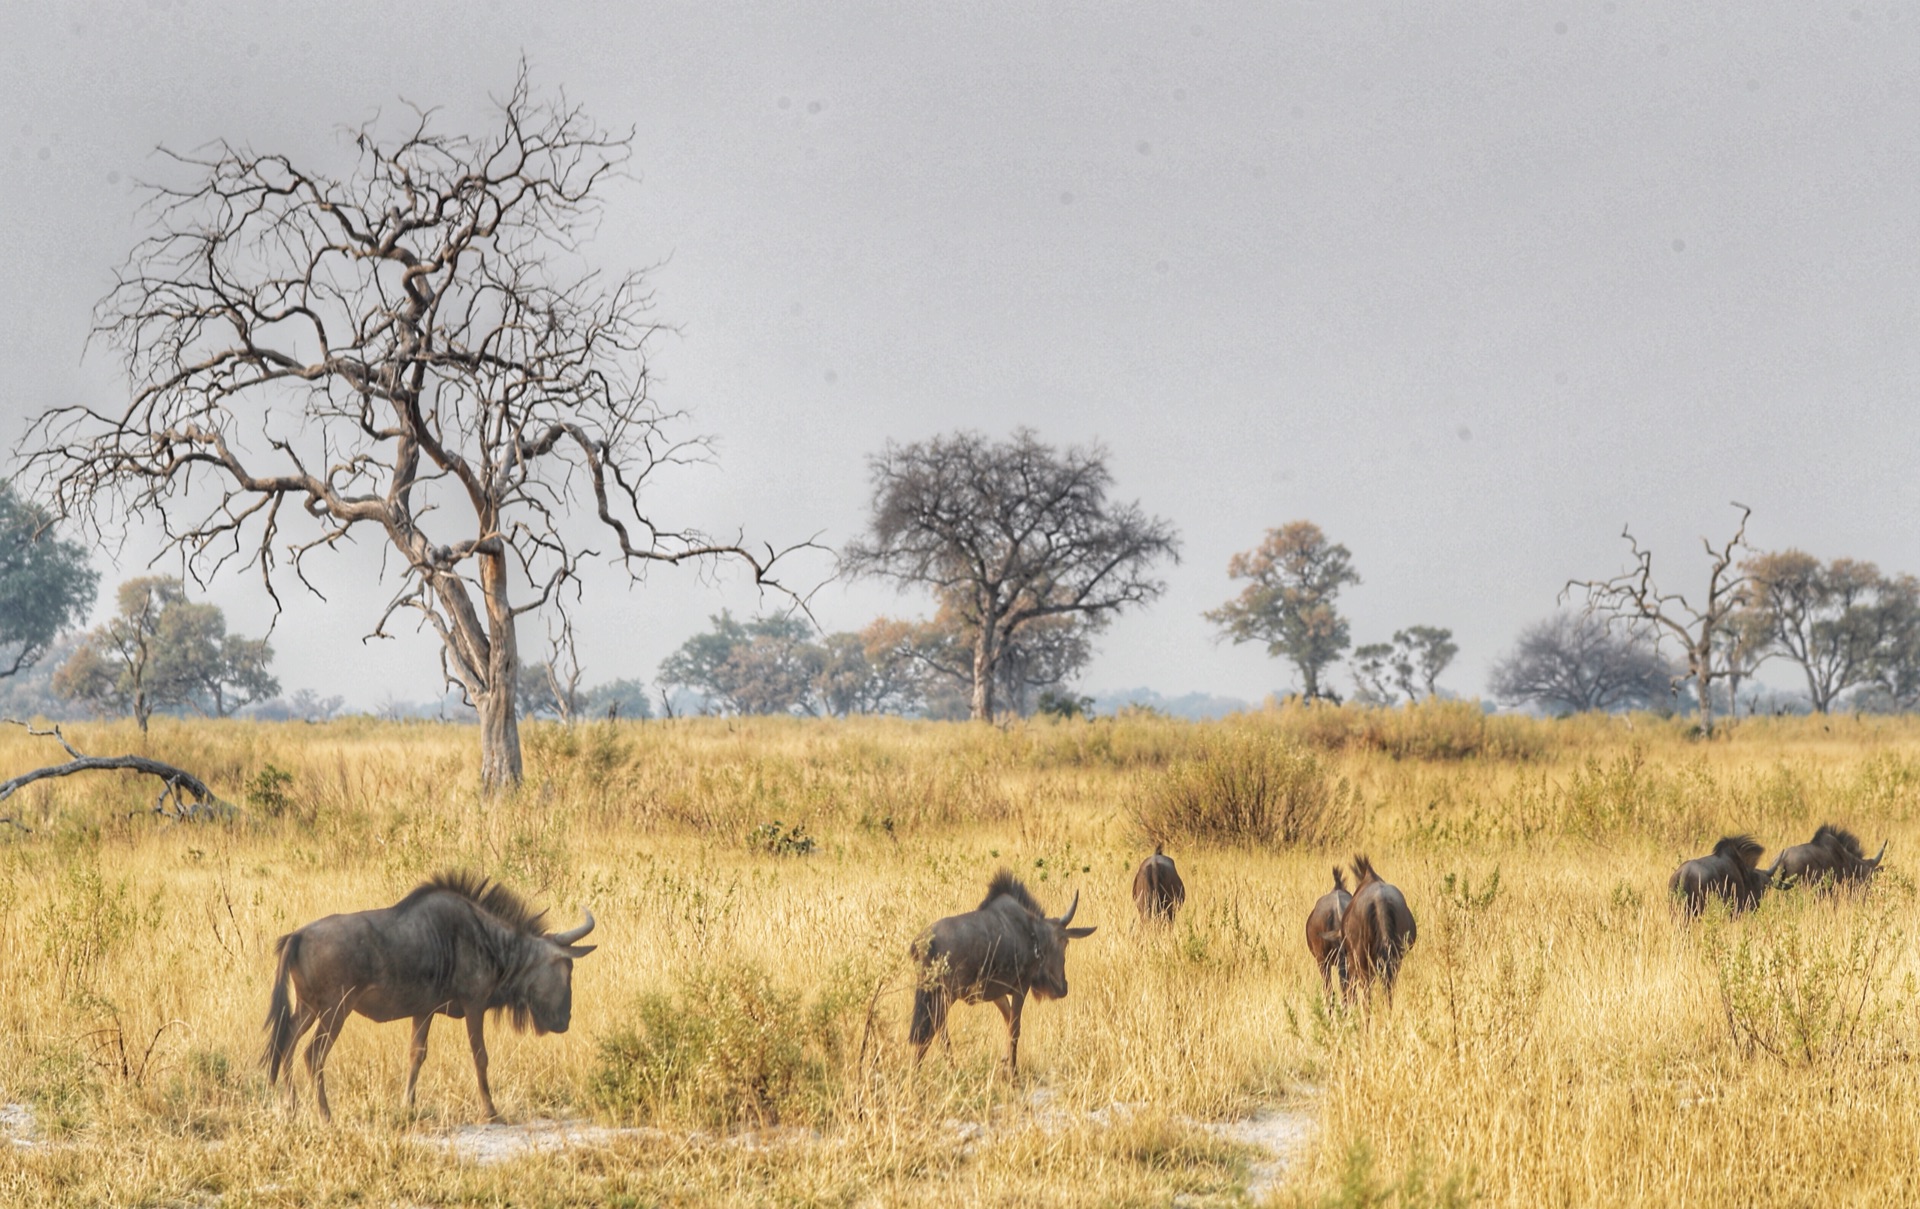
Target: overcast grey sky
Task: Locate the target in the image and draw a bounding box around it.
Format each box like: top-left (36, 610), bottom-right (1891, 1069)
top-left (5, 2), bottom-right (1919, 709)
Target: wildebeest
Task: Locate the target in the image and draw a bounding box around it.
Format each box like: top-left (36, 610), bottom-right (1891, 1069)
top-left (263, 871), bottom-right (597, 1122)
top-left (909, 870), bottom-right (1095, 1073)
top-left (1131, 844), bottom-right (1186, 923)
top-left (1669, 835), bottom-right (1771, 916)
top-left (1340, 856), bottom-right (1416, 1004)
top-left (1305, 867), bottom-right (1351, 998)
top-left (1769, 824), bottom-right (1886, 892)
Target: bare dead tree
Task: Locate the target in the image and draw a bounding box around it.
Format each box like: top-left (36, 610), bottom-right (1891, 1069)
top-left (1565, 503), bottom-right (1752, 736)
top-left (19, 69), bottom-right (808, 790)
top-left (843, 430), bottom-right (1179, 720)
top-left (541, 613), bottom-right (584, 725)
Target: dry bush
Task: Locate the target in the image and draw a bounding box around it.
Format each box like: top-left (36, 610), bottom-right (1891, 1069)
top-left (1134, 730), bottom-right (1356, 849)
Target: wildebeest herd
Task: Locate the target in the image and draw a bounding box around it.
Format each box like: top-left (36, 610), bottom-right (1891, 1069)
top-left (260, 822), bottom-right (1888, 1121)
top-left (1669, 824), bottom-right (1887, 915)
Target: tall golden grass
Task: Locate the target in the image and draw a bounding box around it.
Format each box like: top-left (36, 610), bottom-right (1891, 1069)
top-left (0, 705), bottom-right (1915, 1205)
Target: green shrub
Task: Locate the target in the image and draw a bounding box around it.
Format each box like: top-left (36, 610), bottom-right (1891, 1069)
top-left (589, 962), bottom-right (827, 1127)
top-left (1135, 730), bottom-right (1355, 849)
top-left (1702, 886), bottom-right (1912, 1067)
top-left (243, 764), bottom-right (296, 819)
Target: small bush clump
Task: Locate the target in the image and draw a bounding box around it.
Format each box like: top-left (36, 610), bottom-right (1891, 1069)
top-left (589, 961), bottom-right (828, 1127)
top-left (1135, 730), bottom-right (1354, 849)
top-left (749, 819), bottom-right (817, 856)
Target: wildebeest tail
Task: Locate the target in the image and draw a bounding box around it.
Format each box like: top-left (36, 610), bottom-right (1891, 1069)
top-left (263, 930), bottom-right (301, 1084)
top-left (909, 987), bottom-right (940, 1047)
top-left (1331, 866), bottom-right (1347, 893)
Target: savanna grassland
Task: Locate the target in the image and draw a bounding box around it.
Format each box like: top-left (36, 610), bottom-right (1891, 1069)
top-left (1, 704), bottom-right (1918, 1207)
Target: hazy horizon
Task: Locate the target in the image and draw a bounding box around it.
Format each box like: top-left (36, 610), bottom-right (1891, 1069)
top-left (6, 3), bottom-right (1919, 711)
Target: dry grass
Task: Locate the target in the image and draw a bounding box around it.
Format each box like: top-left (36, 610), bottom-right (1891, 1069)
top-left (0, 707), bottom-right (1917, 1205)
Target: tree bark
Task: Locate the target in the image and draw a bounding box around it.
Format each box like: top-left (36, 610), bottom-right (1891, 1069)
top-left (970, 618), bottom-right (998, 721)
top-left (1691, 642), bottom-right (1715, 736)
top-left (478, 552), bottom-right (523, 792)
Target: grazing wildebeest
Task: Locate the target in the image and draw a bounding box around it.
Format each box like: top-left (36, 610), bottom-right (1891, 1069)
top-left (263, 871), bottom-right (597, 1122)
top-left (1669, 835), bottom-right (1771, 916)
top-left (909, 870), bottom-right (1095, 1073)
top-left (1131, 844), bottom-right (1186, 924)
top-left (1340, 856), bottom-right (1416, 1005)
top-left (1769, 824), bottom-right (1886, 892)
top-left (1305, 867), bottom-right (1351, 998)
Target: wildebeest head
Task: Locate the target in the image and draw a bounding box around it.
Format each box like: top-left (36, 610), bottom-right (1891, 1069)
top-left (518, 910), bottom-right (598, 1034)
top-left (1027, 887), bottom-right (1096, 1000)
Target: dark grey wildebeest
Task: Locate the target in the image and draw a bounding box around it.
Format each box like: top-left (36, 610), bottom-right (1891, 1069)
top-left (263, 871), bottom-right (596, 1122)
top-left (1669, 835), bottom-right (1771, 916)
top-left (1769, 824), bottom-right (1886, 893)
top-left (1340, 856), bottom-right (1416, 1005)
top-left (909, 870), bottom-right (1095, 1073)
top-left (1305, 867), bottom-right (1351, 998)
top-left (1131, 844), bottom-right (1186, 924)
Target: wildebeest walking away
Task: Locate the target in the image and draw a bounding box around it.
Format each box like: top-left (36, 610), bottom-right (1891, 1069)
top-left (1131, 844), bottom-right (1186, 923)
top-left (1340, 856), bottom-right (1416, 1005)
top-left (910, 870), bottom-right (1095, 1074)
top-left (1305, 867), bottom-right (1351, 998)
top-left (1669, 835), bottom-right (1771, 916)
top-left (263, 871), bottom-right (596, 1122)
top-left (1768, 824), bottom-right (1886, 892)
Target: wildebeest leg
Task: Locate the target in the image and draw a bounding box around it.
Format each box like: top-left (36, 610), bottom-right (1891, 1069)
top-left (279, 1002), bottom-right (319, 1111)
top-left (995, 992), bottom-right (1027, 1074)
top-left (305, 1005), bottom-right (350, 1124)
top-left (464, 1008), bottom-right (499, 1122)
top-left (405, 1014), bottom-right (433, 1108)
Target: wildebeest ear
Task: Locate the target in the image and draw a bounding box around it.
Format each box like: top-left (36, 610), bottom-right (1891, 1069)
top-left (1065, 926), bottom-right (1096, 939)
top-left (557, 943), bottom-right (597, 959)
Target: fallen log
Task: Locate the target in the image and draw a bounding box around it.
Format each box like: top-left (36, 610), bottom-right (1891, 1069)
top-left (0, 719), bottom-right (234, 830)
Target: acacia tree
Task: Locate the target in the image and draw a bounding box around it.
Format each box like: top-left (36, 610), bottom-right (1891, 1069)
top-left (843, 430), bottom-right (1178, 721)
top-left (1207, 522), bottom-right (1359, 702)
top-left (1567, 504), bottom-right (1750, 736)
top-left (0, 481), bottom-right (98, 680)
top-left (21, 72), bottom-right (798, 789)
top-left (1741, 551), bottom-right (1897, 713)
top-left (1391, 626), bottom-right (1457, 701)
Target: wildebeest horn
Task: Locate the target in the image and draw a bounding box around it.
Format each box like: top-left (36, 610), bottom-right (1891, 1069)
top-left (549, 909), bottom-right (595, 945)
top-left (1872, 841), bottom-right (1888, 867)
top-left (1057, 890), bottom-right (1079, 926)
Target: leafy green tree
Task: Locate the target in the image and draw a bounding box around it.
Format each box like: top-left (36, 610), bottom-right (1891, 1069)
top-left (53, 577), bottom-right (277, 729)
top-left (1207, 521), bottom-right (1360, 702)
top-left (1741, 550), bottom-right (1900, 713)
top-left (1349, 642), bottom-right (1399, 705)
top-left (658, 612), bottom-right (824, 716)
top-left (1390, 626), bottom-right (1458, 701)
top-left (0, 481), bottom-right (98, 680)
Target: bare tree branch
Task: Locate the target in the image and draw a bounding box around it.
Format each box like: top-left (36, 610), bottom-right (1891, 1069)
top-left (18, 66), bottom-right (819, 789)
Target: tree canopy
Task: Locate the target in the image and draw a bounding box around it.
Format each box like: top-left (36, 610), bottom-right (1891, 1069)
top-left (0, 481), bottom-right (98, 681)
top-left (53, 576), bottom-right (277, 729)
top-left (843, 429), bottom-right (1178, 720)
top-left (1488, 613), bottom-right (1674, 715)
top-left (1207, 521), bottom-right (1359, 702)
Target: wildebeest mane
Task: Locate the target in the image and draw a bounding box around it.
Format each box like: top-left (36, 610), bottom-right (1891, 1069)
top-left (1813, 824), bottom-right (1864, 859)
top-left (1331, 867), bottom-right (1348, 893)
top-left (407, 870), bottom-right (552, 936)
top-left (1710, 835), bottom-right (1765, 869)
top-left (981, 869), bottom-right (1046, 916)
